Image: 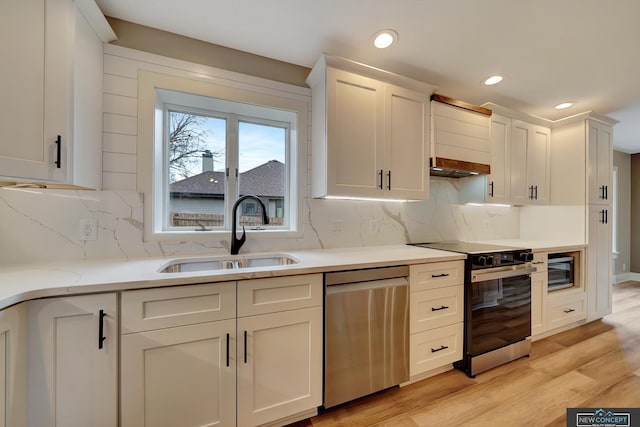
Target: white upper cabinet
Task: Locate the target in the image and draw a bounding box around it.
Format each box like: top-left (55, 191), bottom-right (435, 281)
top-left (588, 120), bottom-right (613, 206)
top-left (510, 119), bottom-right (551, 205)
top-left (486, 114), bottom-right (511, 204)
top-left (0, 0), bottom-right (72, 182)
top-left (307, 54), bottom-right (435, 200)
top-left (0, 0), bottom-right (115, 186)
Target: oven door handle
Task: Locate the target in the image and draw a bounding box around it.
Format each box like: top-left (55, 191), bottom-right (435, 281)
top-left (471, 265), bottom-right (536, 283)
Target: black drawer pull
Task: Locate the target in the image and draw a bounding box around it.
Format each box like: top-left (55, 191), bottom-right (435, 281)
top-left (564, 308), bottom-right (576, 314)
top-left (226, 333), bottom-right (230, 367)
top-left (55, 135), bottom-right (62, 168)
top-left (431, 345), bottom-right (449, 353)
top-left (431, 273), bottom-right (450, 278)
top-left (243, 330), bottom-right (248, 364)
top-left (532, 261), bottom-right (544, 265)
top-left (431, 305), bottom-right (449, 311)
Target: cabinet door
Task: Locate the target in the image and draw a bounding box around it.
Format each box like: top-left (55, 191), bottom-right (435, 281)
top-left (121, 320), bottom-right (236, 427)
top-left (527, 124), bottom-right (551, 204)
top-left (384, 83), bottom-right (429, 199)
top-left (325, 67), bottom-right (385, 198)
top-left (0, 304), bottom-right (27, 427)
top-left (587, 205), bottom-right (612, 321)
top-left (0, 0), bottom-right (70, 182)
top-left (588, 120), bottom-right (613, 205)
top-left (28, 294), bottom-right (117, 427)
top-left (237, 307), bottom-right (322, 427)
top-left (487, 114), bottom-right (511, 203)
top-left (510, 120), bottom-right (531, 205)
top-left (510, 120), bottom-right (550, 205)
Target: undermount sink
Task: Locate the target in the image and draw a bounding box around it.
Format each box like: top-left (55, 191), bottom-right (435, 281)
top-left (159, 254), bottom-right (299, 273)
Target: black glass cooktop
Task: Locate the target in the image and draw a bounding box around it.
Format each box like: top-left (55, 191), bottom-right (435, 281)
top-left (409, 241), bottom-right (526, 255)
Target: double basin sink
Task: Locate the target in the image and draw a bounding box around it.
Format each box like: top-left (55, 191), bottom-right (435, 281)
top-left (159, 253), bottom-right (299, 273)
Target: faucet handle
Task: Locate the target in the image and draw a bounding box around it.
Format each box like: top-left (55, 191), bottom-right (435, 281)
top-left (238, 226), bottom-right (246, 245)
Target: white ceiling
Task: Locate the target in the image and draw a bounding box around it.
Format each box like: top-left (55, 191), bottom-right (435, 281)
top-left (95, 0), bottom-right (640, 153)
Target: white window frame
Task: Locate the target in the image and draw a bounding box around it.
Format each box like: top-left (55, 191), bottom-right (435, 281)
top-left (138, 71), bottom-right (308, 242)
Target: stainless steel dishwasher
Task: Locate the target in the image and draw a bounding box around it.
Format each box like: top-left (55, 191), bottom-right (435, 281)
top-left (324, 265), bottom-right (409, 408)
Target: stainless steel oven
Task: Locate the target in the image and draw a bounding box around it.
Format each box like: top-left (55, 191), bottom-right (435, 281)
top-left (465, 262), bottom-right (536, 376)
top-left (410, 242), bottom-right (535, 377)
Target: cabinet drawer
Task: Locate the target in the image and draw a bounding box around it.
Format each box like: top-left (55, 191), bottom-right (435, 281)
top-left (121, 282), bottom-right (236, 334)
top-left (410, 323), bottom-right (463, 376)
top-left (237, 274), bottom-right (322, 317)
top-left (410, 285), bottom-right (463, 333)
top-left (532, 252), bottom-right (547, 273)
top-left (410, 261), bottom-right (464, 291)
top-left (547, 292), bottom-right (586, 330)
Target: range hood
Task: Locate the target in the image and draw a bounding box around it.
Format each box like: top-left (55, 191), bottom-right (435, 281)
top-left (430, 94), bottom-right (492, 178)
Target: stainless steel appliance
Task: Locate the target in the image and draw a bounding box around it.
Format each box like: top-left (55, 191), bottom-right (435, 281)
top-left (410, 242), bottom-right (535, 377)
top-left (324, 266), bottom-right (409, 408)
top-left (548, 253), bottom-right (576, 291)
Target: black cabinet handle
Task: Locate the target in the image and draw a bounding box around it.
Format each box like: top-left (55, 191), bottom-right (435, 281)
top-left (605, 185), bottom-right (608, 200)
top-left (387, 170), bottom-right (391, 190)
top-left (226, 333), bottom-right (230, 367)
top-left (528, 186), bottom-right (534, 200)
top-left (55, 135), bottom-right (62, 169)
top-left (600, 209), bottom-right (606, 224)
top-left (431, 273), bottom-right (450, 278)
top-left (378, 169), bottom-right (384, 190)
top-left (564, 308), bottom-right (576, 314)
top-left (431, 305), bottom-right (449, 311)
top-left (243, 330), bottom-right (248, 364)
top-left (532, 261), bottom-right (544, 265)
top-left (431, 345), bottom-right (449, 353)
top-left (534, 185), bottom-right (538, 200)
top-left (489, 181), bottom-right (494, 198)
top-left (604, 209), bottom-right (608, 224)
top-left (98, 309), bottom-right (107, 349)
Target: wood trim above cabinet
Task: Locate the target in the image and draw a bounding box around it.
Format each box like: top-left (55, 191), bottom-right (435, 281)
top-left (431, 94), bottom-right (492, 116)
top-left (431, 157), bottom-right (491, 175)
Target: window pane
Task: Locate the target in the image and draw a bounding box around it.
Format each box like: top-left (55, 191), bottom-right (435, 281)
top-left (168, 111), bottom-right (227, 229)
top-left (237, 121), bottom-right (286, 228)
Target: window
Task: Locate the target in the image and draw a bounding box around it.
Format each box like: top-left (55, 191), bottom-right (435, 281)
top-left (138, 71), bottom-right (307, 241)
top-left (165, 102), bottom-right (290, 232)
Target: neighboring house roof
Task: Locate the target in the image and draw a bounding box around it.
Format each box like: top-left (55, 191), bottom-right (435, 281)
top-left (170, 160), bottom-right (285, 198)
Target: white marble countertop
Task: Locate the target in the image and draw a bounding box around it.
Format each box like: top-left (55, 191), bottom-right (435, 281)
top-left (0, 245), bottom-right (465, 310)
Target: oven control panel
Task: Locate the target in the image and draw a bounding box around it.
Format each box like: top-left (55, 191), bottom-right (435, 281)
top-left (470, 250), bottom-right (533, 269)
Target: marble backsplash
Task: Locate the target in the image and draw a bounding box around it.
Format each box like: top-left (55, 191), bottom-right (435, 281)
top-left (0, 179), bottom-right (520, 265)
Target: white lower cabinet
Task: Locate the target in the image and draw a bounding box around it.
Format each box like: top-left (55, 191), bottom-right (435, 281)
top-left (0, 304), bottom-right (27, 427)
top-left (237, 307), bottom-right (322, 427)
top-left (121, 275), bottom-right (323, 427)
top-left (121, 320), bottom-right (236, 427)
top-left (409, 262), bottom-right (464, 379)
top-left (547, 291), bottom-right (586, 330)
top-left (27, 293), bottom-right (118, 427)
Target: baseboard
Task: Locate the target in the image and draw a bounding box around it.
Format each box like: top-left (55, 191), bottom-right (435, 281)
top-left (617, 272), bottom-right (640, 283)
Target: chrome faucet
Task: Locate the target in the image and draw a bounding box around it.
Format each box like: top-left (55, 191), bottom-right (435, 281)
top-left (230, 195), bottom-right (269, 255)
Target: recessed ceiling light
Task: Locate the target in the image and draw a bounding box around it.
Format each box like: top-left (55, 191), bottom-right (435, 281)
top-left (555, 102), bottom-right (574, 110)
top-left (372, 30), bottom-right (398, 49)
top-left (483, 75), bottom-right (504, 85)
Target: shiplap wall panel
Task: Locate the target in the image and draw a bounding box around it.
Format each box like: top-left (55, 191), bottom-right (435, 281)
top-left (103, 152), bottom-right (136, 173)
top-left (103, 113), bottom-right (137, 136)
top-left (103, 93), bottom-right (137, 117)
top-left (103, 172), bottom-right (136, 190)
top-left (103, 133), bottom-right (137, 155)
top-left (103, 74), bottom-right (137, 98)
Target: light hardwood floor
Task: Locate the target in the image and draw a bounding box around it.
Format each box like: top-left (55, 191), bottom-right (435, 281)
top-left (291, 281), bottom-right (640, 427)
